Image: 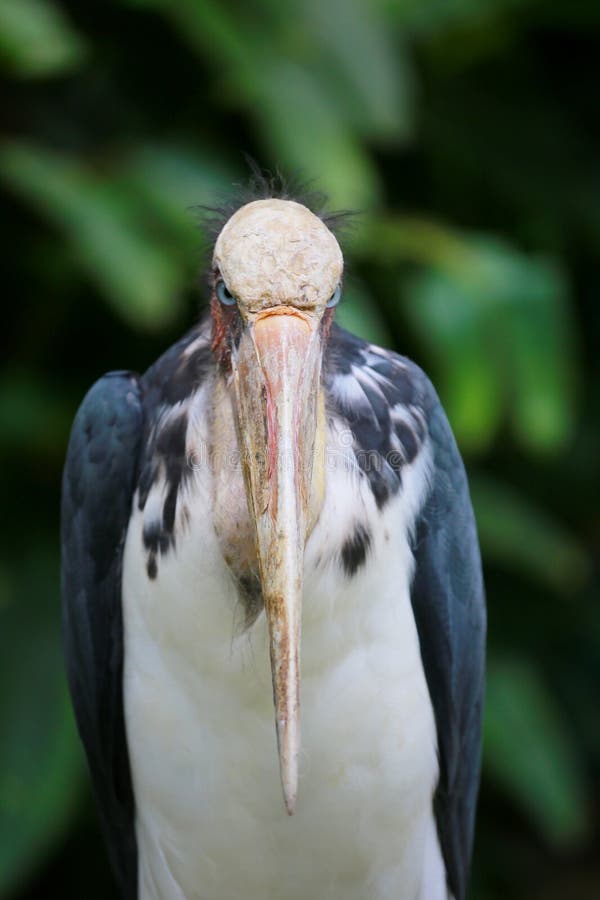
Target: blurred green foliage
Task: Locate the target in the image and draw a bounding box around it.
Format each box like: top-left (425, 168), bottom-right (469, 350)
top-left (0, 0), bottom-right (598, 898)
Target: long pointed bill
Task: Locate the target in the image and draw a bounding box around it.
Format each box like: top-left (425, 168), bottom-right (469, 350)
top-left (231, 309), bottom-right (322, 815)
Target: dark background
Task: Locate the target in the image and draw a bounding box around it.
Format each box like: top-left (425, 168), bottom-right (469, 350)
top-left (1, 1), bottom-right (599, 897)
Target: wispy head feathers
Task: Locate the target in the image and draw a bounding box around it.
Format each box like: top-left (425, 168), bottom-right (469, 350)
top-left (193, 158), bottom-right (354, 250)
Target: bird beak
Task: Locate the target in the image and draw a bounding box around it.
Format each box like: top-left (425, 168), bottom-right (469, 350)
top-left (231, 308), bottom-right (323, 815)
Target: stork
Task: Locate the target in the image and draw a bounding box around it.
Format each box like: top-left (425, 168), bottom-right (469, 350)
top-left (61, 191), bottom-right (485, 900)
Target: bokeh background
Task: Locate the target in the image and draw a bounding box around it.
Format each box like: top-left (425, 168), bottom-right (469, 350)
top-left (1, 0), bottom-right (599, 897)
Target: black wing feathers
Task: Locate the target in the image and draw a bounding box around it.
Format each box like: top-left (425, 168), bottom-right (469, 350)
top-left (410, 390), bottom-right (486, 900)
top-left (61, 372), bottom-right (142, 900)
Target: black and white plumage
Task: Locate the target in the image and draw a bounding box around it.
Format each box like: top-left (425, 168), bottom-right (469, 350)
top-left (61, 196), bottom-right (485, 900)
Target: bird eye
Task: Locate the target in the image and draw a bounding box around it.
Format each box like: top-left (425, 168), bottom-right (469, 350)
top-left (326, 284), bottom-right (342, 308)
top-left (216, 279), bottom-right (236, 307)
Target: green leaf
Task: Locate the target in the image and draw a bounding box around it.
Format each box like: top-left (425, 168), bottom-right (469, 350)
top-left (471, 475), bottom-right (590, 593)
top-left (500, 259), bottom-right (577, 452)
top-left (336, 279), bottom-right (393, 348)
top-left (120, 143), bottom-right (235, 251)
top-left (403, 266), bottom-right (504, 452)
top-left (123, 0), bottom-right (255, 70)
top-left (0, 551), bottom-right (84, 896)
top-left (0, 142), bottom-right (186, 330)
top-left (302, 0), bottom-right (415, 141)
top-left (0, 0), bottom-right (87, 77)
top-left (127, 0), bottom-right (381, 209)
top-left (484, 657), bottom-right (590, 848)
top-left (254, 58), bottom-right (381, 210)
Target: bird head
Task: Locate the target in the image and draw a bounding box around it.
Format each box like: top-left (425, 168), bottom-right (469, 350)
top-left (210, 198), bottom-right (344, 814)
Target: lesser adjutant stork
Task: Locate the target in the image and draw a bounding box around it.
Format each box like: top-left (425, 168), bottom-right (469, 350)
top-left (61, 187), bottom-right (486, 900)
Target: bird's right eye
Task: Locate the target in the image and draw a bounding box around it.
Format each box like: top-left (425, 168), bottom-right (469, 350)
top-left (326, 283), bottom-right (342, 308)
top-left (216, 280), bottom-right (236, 306)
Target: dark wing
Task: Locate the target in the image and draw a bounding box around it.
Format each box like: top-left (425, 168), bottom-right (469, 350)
top-left (411, 387), bottom-right (486, 900)
top-left (61, 372), bottom-right (143, 900)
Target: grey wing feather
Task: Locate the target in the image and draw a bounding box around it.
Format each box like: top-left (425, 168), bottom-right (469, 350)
top-left (410, 385), bottom-right (486, 900)
top-left (61, 371), bottom-right (143, 900)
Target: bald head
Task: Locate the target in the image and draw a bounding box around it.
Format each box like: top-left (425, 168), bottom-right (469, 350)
top-left (213, 199), bottom-right (343, 316)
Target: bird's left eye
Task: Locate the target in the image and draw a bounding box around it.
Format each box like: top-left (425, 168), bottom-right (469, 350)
top-left (326, 284), bottom-right (342, 308)
top-left (216, 280), bottom-right (236, 306)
